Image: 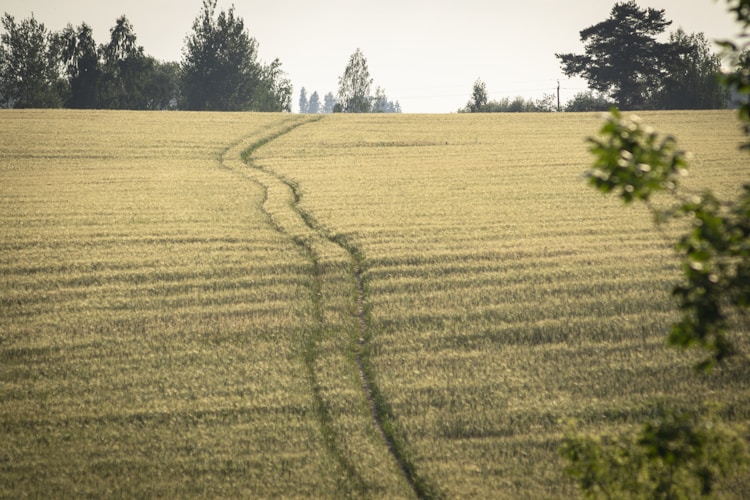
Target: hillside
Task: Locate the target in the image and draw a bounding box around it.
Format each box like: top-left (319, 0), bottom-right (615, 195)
top-left (1, 110), bottom-right (748, 498)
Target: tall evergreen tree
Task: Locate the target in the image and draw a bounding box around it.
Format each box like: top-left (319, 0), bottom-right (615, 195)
top-left (298, 86), bottom-right (308, 113)
top-left (308, 90), bottom-right (320, 114)
top-left (323, 92), bottom-right (336, 114)
top-left (556, 1), bottom-right (674, 109)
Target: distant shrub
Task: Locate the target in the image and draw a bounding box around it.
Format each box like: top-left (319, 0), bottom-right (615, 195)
top-left (565, 90), bottom-right (615, 112)
top-left (460, 93), bottom-right (557, 113)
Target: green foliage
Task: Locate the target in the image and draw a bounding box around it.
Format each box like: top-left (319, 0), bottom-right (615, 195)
top-left (571, 127), bottom-right (750, 497)
top-left (181, 0), bottom-right (259, 110)
top-left (337, 48), bottom-right (373, 113)
top-left (557, 1), bottom-right (725, 110)
top-left (98, 16), bottom-right (153, 109)
top-left (57, 22), bottom-right (102, 109)
top-left (55, 17), bottom-right (180, 110)
top-left (587, 78), bottom-right (750, 371)
top-left (563, 2), bottom-right (750, 496)
top-left (181, 0), bottom-right (290, 111)
top-left (144, 60), bottom-right (181, 110)
top-left (467, 78), bottom-right (488, 112)
top-left (586, 109), bottom-right (688, 204)
top-left (586, 108), bottom-right (750, 371)
top-left (252, 58), bottom-right (293, 112)
top-left (557, 1), bottom-right (673, 109)
top-left (461, 78), bottom-right (556, 113)
top-left (725, 0), bottom-right (750, 26)
top-left (565, 90), bottom-right (614, 112)
top-left (0, 13), bottom-right (63, 108)
top-left (561, 406), bottom-right (748, 499)
top-left (658, 29), bottom-right (728, 110)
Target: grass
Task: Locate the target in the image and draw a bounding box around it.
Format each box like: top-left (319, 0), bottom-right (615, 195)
top-left (1, 109), bottom-right (749, 498)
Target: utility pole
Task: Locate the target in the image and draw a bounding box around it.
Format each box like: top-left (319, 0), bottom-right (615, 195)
top-left (557, 80), bottom-right (561, 112)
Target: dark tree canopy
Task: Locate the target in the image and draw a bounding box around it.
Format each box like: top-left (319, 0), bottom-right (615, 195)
top-left (657, 29), bottom-right (728, 109)
top-left (1, 3), bottom-right (290, 111)
top-left (144, 60), bottom-right (181, 110)
top-left (0, 13), bottom-right (63, 108)
top-left (181, 0), bottom-right (291, 112)
top-left (57, 22), bottom-right (101, 109)
top-left (252, 57), bottom-right (292, 112)
top-left (556, 1), bottom-right (675, 109)
top-left (99, 16), bottom-right (153, 109)
top-left (182, 0), bottom-right (261, 111)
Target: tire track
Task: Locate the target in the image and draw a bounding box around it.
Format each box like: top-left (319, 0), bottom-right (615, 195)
top-left (221, 117), bottom-right (368, 497)
top-left (223, 117), bottom-right (437, 499)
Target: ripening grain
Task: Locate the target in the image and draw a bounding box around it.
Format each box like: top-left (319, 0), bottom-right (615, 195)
top-left (2, 110), bottom-right (749, 499)
top-left (0, 110), bottom-right (345, 498)
top-left (257, 111), bottom-right (750, 498)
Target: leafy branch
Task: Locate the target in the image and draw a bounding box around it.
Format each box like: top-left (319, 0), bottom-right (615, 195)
top-left (586, 109), bottom-right (750, 372)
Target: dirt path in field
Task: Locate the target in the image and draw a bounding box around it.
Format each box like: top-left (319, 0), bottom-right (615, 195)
top-left (221, 117), bottom-right (431, 499)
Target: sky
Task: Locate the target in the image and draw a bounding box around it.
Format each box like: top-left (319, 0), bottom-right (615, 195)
top-left (3, 0), bottom-right (743, 113)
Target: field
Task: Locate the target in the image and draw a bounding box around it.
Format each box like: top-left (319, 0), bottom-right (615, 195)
top-left (1, 109), bottom-right (749, 498)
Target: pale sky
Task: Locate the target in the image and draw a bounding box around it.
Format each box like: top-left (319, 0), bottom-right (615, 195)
top-left (2, 0), bottom-right (743, 112)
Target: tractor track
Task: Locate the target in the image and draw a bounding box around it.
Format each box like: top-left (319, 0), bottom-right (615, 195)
top-left (221, 117), bottom-right (435, 499)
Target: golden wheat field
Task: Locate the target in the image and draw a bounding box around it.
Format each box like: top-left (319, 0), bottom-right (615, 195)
top-left (1, 109), bottom-right (748, 498)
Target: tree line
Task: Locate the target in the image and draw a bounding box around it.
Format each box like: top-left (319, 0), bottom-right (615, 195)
top-left (0, 1), bottom-right (402, 113)
top-left (0, 0), bottom-right (291, 111)
top-left (2, 0), bottom-right (737, 113)
top-left (463, 1), bottom-right (733, 113)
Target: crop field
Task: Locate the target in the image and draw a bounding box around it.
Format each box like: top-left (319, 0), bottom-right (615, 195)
top-left (1, 109), bottom-right (749, 498)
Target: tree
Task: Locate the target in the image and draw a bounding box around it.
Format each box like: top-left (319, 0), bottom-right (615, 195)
top-left (371, 86), bottom-right (401, 113)
top-left (322, 91), bottom-right (336, 114)
top-left (99, 16), bottom-right (152, 109)
top-left (657, 29), bottom-right (728, 109)
top-left (560, 1), bottom-right (750, 495)
top-left (298, 86), bottom-right (308, 114)
top-left (556, 1), bottom-right (674, 109)
top-left (466, 78), bottom-right (488, 112)
top-left (57, 22), bottom-right (101, 109)
top-left (181, 0), bottom-right (261, 111)
top-left (337, 48), bottom-right (372, 113)
top-left (252, 57), bottom-right (292, 112)
top-left (0, 13), bottom-right (63, 108)
top-left (144, 60), bottom-right (181, 110)
top-left (308, 90), bottom-right (320, 114)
